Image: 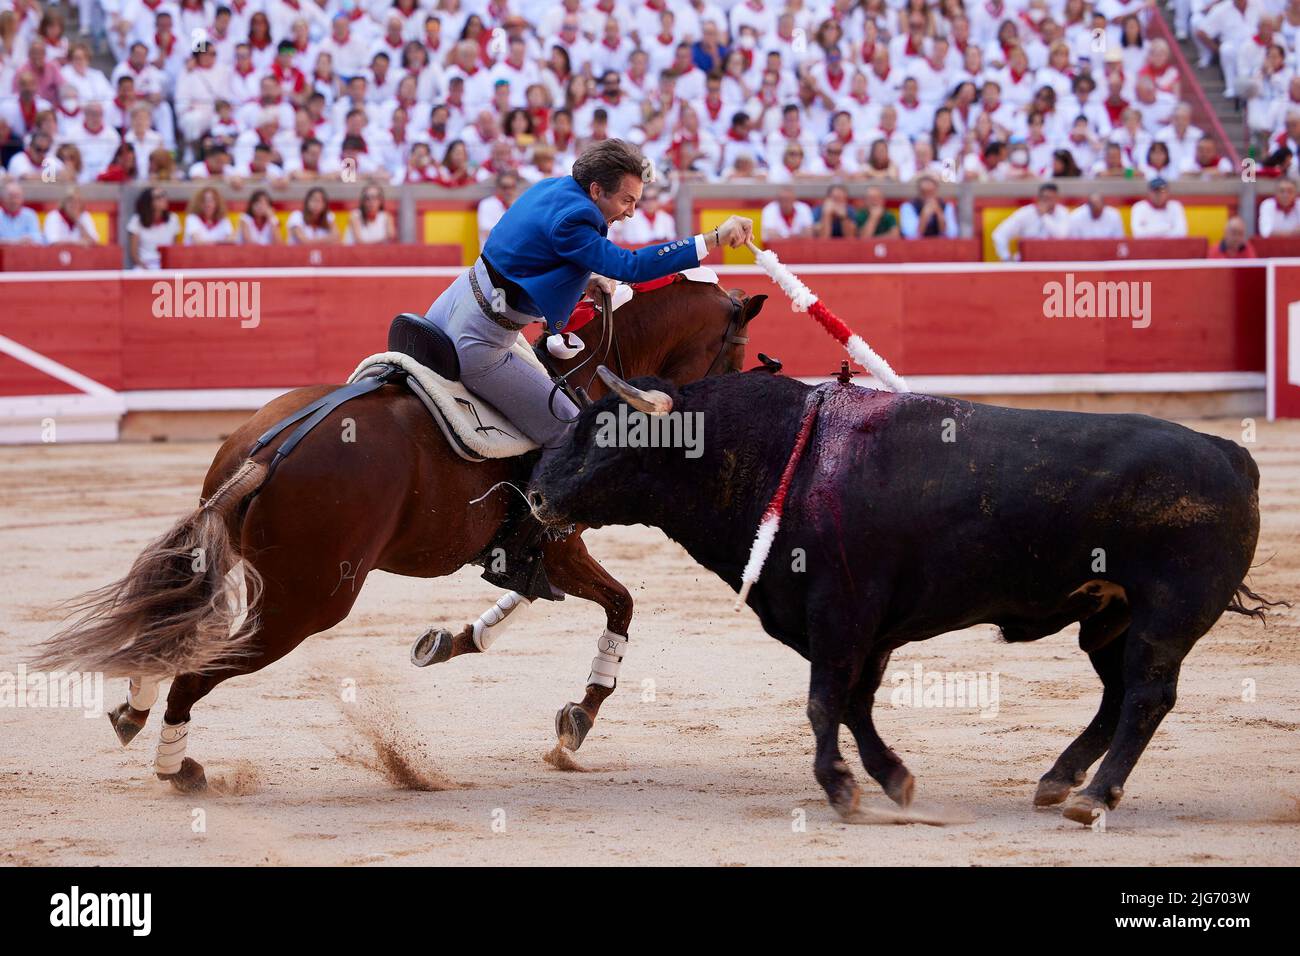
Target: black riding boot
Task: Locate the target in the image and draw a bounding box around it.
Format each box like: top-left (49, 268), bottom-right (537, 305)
top-left (479, 508), bottom-right (567, 601)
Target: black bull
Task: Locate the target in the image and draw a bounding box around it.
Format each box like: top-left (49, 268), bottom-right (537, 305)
top-left (530, 370), bottom-right (1281, 824)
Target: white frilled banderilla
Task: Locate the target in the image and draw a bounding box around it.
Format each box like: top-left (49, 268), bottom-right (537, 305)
top-left (734, 240), bottom-right (908, 607)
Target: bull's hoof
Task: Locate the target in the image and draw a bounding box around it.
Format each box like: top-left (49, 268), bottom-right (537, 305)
top-left (1060, 793), bottom-right (1108, 825)
top-left (883, 765), bottom-right (915, 808)
top-left (555, 703), bottom-right (593, 751)
top-left (828, 781), bottom-right (863, 821)
top-left (157, 757), bottom-right (208, 794)
top-left (106, 702), bottom-right (148, 747)
top-left (1034, 777), bottom-right (1075, 807)
top-left (411, 628), bottom-right (454, 667)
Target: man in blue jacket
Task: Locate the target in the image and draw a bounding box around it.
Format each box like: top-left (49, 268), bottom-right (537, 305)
top-left (425, 138), bottom-right (753, 450)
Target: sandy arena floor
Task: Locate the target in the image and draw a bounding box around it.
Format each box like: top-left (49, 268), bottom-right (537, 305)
top-left (1, 418), bottom-right (1298, 866)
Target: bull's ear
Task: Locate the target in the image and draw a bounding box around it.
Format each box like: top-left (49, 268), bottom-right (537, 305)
top-left (740, 293), bottom-right (767, 325)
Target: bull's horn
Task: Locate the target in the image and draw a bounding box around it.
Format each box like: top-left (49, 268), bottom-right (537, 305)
top-left (596, 366), bottom-right (673, 415)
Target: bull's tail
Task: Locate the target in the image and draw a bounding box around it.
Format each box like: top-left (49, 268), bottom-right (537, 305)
top-left (1225, 581), bottom-right (1290, 621)
top-left (30, 460), bottom-right (267, 681)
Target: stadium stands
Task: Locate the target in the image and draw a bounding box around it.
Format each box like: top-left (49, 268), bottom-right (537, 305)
top-left (0, 0), bottom-right (1295, 264)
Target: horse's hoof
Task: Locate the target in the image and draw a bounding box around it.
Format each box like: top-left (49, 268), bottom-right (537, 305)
top-left (555, 703), bottom-right (593, 751)
top-left (107, 702), bottom-right (148, 747)
top-left (411, 628), bottom-right (453, 667)
top-left (883, 766), bottom-right (915, 808)
top-left (1034, 777), bottom-right (1075, 807)
top-left (157, 757), bottom-right (208, 794)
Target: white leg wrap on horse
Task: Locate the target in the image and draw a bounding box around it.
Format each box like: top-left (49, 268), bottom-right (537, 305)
top-left (472, 591), bottom-right (532, 652)
top-left (128, 678), bottom-right (158, 711)
top-left (587, 629), bottom-right (629, 689)
top-left (154, 720), bottom-right (189, 775)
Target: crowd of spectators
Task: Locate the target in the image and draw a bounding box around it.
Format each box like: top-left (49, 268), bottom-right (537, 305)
top-left (0, 0), bottom-right (1280, 192)
top-left (3, 0), bottom-right (1300, 259)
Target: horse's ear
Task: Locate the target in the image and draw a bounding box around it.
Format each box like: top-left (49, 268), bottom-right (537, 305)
top-left (740, 293), bottom-right (767, 325)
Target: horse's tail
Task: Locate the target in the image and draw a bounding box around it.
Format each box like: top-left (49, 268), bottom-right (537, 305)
top-left (30, 460), bottom-right (268, 681)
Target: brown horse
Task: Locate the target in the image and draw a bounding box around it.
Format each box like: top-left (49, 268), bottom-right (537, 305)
top-left (34, 279), bottom-right (767, 791)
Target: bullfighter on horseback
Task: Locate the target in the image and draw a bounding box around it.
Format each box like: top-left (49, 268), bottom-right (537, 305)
top-left (423, 138), bottom-right (754, 596)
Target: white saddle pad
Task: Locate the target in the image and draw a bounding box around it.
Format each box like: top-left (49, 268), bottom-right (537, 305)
top-left (348, 337), bottom-right (544, 462)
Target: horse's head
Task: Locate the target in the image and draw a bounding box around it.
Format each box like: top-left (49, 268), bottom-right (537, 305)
top-left (544, 280), bottom-right (767, 402)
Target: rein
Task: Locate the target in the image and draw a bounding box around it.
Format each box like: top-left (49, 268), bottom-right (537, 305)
top-left (540, 282), bottom-right (748, 423)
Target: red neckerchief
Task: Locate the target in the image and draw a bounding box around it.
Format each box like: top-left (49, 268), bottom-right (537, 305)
top-left (199, 213), bottom-right (222, 229)
top-left (391, 126), bottom-right (406, 144)
top-left (603, 37), bottom-right (620, 50)
top-left (553, 130), bottom-right (572, 150)
top-left (437, 167), bottom-right (474, 187)
top-left (18, 97), bottom-right (36, 128)
top-left (427, 125), bottom-right (446, 141)
top-left (726, 127), bottom-right (747, 141)
top-left (874, 65), bottom-right (890, 81)
top-left (250, 36), bottom-right (271, 51)
top-left (529, 106), bottom-right (550, 135)
top-left (59, 208), bottom-right (77, 228)
top-left (408, 163), bottom-right (437, 181)
top-left (860, 40), bottom-right (874, 60)
top-left (705, 97), bottom-right (723, 119)
top-left (1009, 65), bottom-right (1027, 84)
top-left (58, 103), bottom-right (80, 118)
top-left (780, 206), bottom-right (796, 228)
top-left (283, 0), bottom-right (300, 9)
top-left (837, 128), bottom-right (852, 144)
top-left (657, 33), bottom-right (672, 44)
top-left (954, 38), bottom-right (967, 54)
top-left (1104, 97), bottom-right (1127, 124)
top-left (826, 68), bottom-right (845, 90)
top-left (143, 0), bottom-right (161, 8)
top-left (905, 35), bottom-right (921, 57)
top-left (386, 36), bottom-right (404, 51)
top-left (850, 91), bottom-right (869, 105)
top-left (347, 8), bottom-right (363, 21)
top-left (1018, 12), bottom-right (1042, 37)
top-left (235, 61), bottom-right (254, 77)
top-left (84, 121), bottom-right (105, 135)
top-left (155, 32), bottom-right (175, 56)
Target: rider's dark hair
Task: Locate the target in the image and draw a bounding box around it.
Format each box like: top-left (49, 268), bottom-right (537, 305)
top-left (572, 139), bottom-right (646, 198)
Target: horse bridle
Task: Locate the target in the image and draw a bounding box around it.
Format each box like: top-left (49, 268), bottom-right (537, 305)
top-left (542, 289), bottom-right (748, 424)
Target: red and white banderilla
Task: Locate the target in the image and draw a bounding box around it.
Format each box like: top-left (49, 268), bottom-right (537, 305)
top-left (734, 240), bottom-right (909, 610)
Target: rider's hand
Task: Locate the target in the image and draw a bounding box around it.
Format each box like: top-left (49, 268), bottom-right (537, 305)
top-left (546, 332), bottom-right (585, 360)
top-left (717, 215), bottom-right (754, 249)
top-left (586, 274), bottom-right (617, 297)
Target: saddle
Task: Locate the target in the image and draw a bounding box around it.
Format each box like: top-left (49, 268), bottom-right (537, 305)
top-left (347, 313), bottom-right (547, 463)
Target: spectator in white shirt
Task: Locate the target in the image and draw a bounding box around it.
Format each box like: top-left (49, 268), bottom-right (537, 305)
top-left (991, 183), bottom-right (1071, 260)
top-left (1067, 194), bottom-right (1127, 239)
top-left (127, 187), bottom-right (181, 268)
top-left (1259, 178), bottom-right (1300, 236)
top-left (286, 187), bottom-right (341, 244)
top-left (760, 188), bottom-right (814, 239)
top-left (477, 169), bottom-right (519, 247)
top-left (183, 186), bottom-right (235, 245)
top-left (1179, 135), bottom-right (1236, 179)
top-left (1130, 177), bottom-right (1189, 237)
top-left (42, 188), bottom-right (100, 245)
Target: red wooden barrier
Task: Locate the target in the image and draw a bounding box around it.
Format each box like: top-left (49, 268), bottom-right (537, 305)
top-left (762, 237), bottom-right (981, 263)
top-left (0, 264), bottom-right (1267, 400)
top-left (1250, 237), bottom-right (1300, 258)
top-left (1018, 238), bottom-right (1210, 261)
top-left (0, 245), bottom-right (124, 271)
top-left (159, 244), bottom-right (462, 269)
